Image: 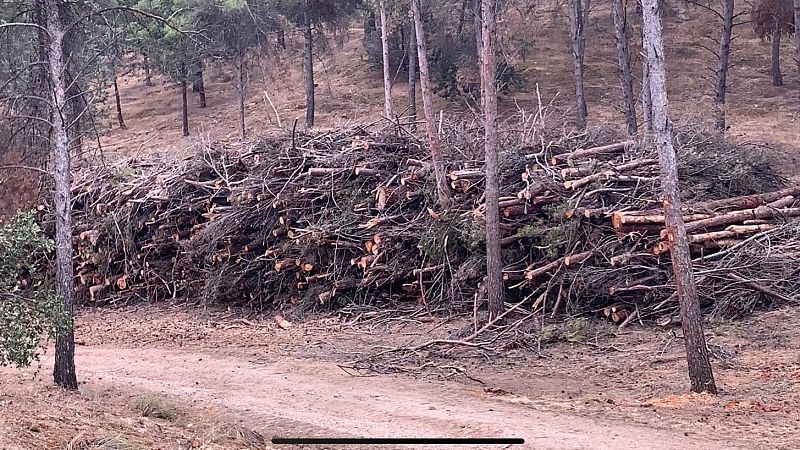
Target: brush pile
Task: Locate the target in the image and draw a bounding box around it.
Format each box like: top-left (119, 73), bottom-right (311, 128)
top-left (58, 125), bottom-right (800, 322)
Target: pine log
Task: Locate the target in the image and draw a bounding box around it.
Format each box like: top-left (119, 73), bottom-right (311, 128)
top-left (516, 180), bottom-right (546, 199)
top-left (448, 169), bottom-right (483, 181)
top-left (305, 273), bottom-right (331, 283)
top-left (376, 186), bottom-right (405, 211)
top-left (307, 167), bottom-right (348, 177)
top-left (550, 140), bottom-right (634, 165)
top-left (559, 166), bottom-right (593, 179)
top-left (690, 187), bottom-right (800, 212)
top-left (354, 166), bottom-right (383, 177)
top-left (611, 211), bottom-right (713, 229)
top-left (525, 248), bottom-right (596, 280)
top-left (450, 179), bottom-right (473, 193)
top-left (564, 158), bottom-right (657, 190)
top-left (671, 206), bottom-right (800, 237)
top-left (274, 258), bottom-right (296, 272)
top-left (406, 158), bottom-right (427, 167)
top-left (412, 264), bottom-right (444, 277)
top-left (358, 214), bottom-right (403, 230)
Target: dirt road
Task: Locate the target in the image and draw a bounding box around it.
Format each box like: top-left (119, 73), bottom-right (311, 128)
top-left (73, 346), bottom-right (740, 450)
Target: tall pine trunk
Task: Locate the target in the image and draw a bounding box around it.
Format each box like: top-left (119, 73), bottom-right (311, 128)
top-left (195, 62), bottom-right (207, 108)
top-left (143, 52), bottom-right (154, 86)
top-left (771, 30), bottom-right (783, 87)
top-left (712, 0), bottom-right (734, 132)
top-left (113, 73), bottom-right (125, 129)
top-left (640, 1), bottom-right (653, 133)
top-left (236, 51), bottom-right (246, 141)
top-left (180, 63), bottom-right (189, 137)
top-left (277, 28), bottom-right (286, 50)
top-left (642, 0), bottom-right (717, 394)
top-left (380, 1), bottom-right (394, 119)
top-left (795, 0), bottom-right (800, 126)
top-left (303, 7), bottom-right (315, 129)
top-left (411, 0), bottom-right (451, 209)
top-left (44, 0), bottom-right (78, 391)
top-left (612, 0), bottom-right (637, 135)
top-left (407, 22), bottom-right (418, 131)
top-left (568, 0), bottom-right (589, 130)
top-left (481, 0), bottom-right (504, 320)
top-left (474, 0), bottom-right (483, 62)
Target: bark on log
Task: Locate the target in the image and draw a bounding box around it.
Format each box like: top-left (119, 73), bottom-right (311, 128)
top-left (564, 158), bottom-right (658, 190)
top-left (550, 141), bottom-right (634, 165)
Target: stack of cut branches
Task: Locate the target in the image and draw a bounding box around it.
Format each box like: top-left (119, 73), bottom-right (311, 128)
top-left (53, 124), bottom-right (799, 323)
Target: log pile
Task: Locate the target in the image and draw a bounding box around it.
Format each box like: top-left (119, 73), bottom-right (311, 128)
top-left (53, 125), bottom-right (800, 322)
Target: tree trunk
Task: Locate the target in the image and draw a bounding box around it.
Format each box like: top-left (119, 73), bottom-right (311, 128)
top-left (408, 22), bottom-right (418, 131)
top-left (180, 63), bottom-right (189, 137)
top-left (474, 0), bottom-right (483, 63)
top-left (481, 0), bottom-right (504, 320)
top-left (612, 0), bottom-right (637, 135)
top-left (304, 6), bottom-right (315, 129)
top-left (771, 30), bottom-right (783, 86)
top-left (568, 0), bottom-right (589, 130)
top-left (277, 28), bottom-right (286, 50)
top-left (196, 62), bottom-right (207, 108)
top-left (640, 2), bottom-right (653, 133)
top-left (236, 51), bottom-right (246, 141)
top-left (712, 0), bottom-right (734, 132)
top-left (795, 0), bottom-right (800, 106)
top-left (113, 73), bottom-right (125, 129)
top-left (43, 0), bottom-right (78, 391)
top-left (143, 52), bottom-right (154, 86)
top-left (411, 0), bottom-right (451, 208)
top-left (380, 1), bottom-right (394, 119)
top-left (642, 0), bottom-right (717, 394)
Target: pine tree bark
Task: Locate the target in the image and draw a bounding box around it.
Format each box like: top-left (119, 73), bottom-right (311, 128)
top-left (236, 51), bottom-right (246, 141)
top-left (642, 0), bottom-right (717, 394)
top-left (143, 52), bottom-right (154, 86)
top-left (113, 73), bottom-right (125, 129)
top-left (795, 0), bottom-right (800, 129)
top-left (771, 30), bottom-right (783, 86)
top-left (640, 2), bottom-right (653, 133)
top-left (712, 0), bottom-right (734, 132)
top-left (180, 63), bottom-right (189, 137)
top-left (474, 0), bottom-right (483, 63)
top-left (303, 6), bottom-right (315, 129)
top-left (380, 1), bottom-right (394, 119)
top-left (196, 62), bottom-right (207, 108)
top-left (43, 0), bottom-right (78, 391)
top-left (612, 0), bottom-right (637, 135)
top-left (277, 28), bottom-right (286, 50)
top-left (568, 0), bottom-right (589, 130)
top-left (407, 22), bottom-right (418, 131)
top-left (481, 0), bottom-right (504, 320)
top-left (411, 0), bottom-right (451, 209)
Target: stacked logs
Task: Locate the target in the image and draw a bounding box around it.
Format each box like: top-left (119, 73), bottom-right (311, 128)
top-left (56, 126), bottom-right (800, 322)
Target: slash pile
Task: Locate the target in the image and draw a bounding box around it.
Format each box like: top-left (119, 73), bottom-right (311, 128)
top-left (57, 125), bottom-right (800, 322)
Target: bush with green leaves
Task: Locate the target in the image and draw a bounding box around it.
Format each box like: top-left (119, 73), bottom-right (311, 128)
top-left (0, 212), bottom-right (66, 368)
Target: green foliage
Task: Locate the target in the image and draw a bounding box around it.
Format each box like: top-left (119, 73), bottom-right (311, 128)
top-left (0, 213), bottom-right (66, 368)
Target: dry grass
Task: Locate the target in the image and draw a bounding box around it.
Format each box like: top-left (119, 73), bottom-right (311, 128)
top-left (202, 422), bottom-right (267, 449)
top-left (131, 394), bottom-right (178, 421)
top-left (66, 432), bottom-right (144, 450)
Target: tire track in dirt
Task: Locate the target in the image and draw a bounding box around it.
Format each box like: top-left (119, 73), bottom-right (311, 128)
top-left (75, 347), bottom-right (746, 450)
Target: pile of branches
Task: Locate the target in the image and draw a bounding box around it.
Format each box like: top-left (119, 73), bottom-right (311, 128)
top-left (56, 124), bottom-right (800, 322)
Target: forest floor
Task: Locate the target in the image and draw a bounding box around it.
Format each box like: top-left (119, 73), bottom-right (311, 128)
top-left (2, 304), bottom-right (800, 449)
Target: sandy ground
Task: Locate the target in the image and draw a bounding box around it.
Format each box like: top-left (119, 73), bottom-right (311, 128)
top-left (3, 304), bottom-right (800, 449)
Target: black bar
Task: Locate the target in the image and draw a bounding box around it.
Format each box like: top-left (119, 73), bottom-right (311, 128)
top-left (271, 437), bottom-right (524, 445)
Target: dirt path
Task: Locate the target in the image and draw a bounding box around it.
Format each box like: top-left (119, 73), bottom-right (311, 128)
top-left (73, 346), bottom-right (741, 450)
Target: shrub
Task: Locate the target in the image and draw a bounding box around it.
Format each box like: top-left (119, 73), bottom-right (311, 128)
top-left (0, 212), bottom-right (65, 367)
